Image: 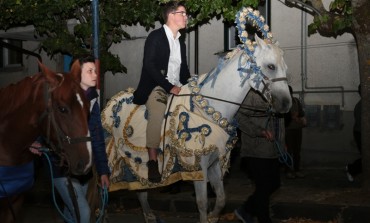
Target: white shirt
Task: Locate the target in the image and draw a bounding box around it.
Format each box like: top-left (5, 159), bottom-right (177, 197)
top-left (163, 24), bottom-right (182, 87)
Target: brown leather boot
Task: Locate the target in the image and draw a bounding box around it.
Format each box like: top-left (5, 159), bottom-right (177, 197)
top-left (147, 160), bottom-right (161, 183)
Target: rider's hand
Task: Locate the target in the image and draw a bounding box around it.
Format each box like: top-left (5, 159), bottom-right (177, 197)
top-left (170, 86), bottom-right (181, 95)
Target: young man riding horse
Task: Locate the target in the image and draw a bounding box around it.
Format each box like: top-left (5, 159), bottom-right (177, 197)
top-left (133, 1), bottom-right (190, 183)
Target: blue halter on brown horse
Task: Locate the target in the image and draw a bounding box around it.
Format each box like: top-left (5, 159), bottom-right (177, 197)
top-left (0, 60), bottom-right (93, 223)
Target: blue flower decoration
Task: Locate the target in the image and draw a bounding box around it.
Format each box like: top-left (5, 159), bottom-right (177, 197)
top-left (124, 151), bottom-right (132, 158)
top-left (134, 157), bottom-right (142, 164)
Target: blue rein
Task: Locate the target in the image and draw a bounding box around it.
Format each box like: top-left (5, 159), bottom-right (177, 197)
top-left (40, 148), bottom-right (108, 223)
top-left (264, 115), bottom-right (294, 169)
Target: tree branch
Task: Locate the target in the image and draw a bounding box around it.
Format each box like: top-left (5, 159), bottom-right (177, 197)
top-left (283, 0), bottom-right (327, 16)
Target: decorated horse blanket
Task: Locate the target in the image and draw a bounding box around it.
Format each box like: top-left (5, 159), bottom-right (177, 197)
top-left (102, 75), bottom-right (237, 191)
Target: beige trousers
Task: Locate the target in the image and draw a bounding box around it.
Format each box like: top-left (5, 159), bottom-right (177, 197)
top-left (145, 86), bottom-right (168, 148)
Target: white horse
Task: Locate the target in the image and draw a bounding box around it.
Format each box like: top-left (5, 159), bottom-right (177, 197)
top-left (102, 7), bottom-right (291, 223)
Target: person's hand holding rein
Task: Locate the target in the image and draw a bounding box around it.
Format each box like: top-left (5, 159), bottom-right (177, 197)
top-left (261, 129), bottom-right (274, 141)
top-left (29, 141), bottom-right (43, 156)
top-left (100, 175), bottom-right (110, 189)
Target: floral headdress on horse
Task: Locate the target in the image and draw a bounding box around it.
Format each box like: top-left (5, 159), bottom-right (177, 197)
top-left (235, 7), bottom-right (274, 55)
top-left (188, 7), bottom-right (274, 138)
top-left (228, 6), bottom-right (276, 91)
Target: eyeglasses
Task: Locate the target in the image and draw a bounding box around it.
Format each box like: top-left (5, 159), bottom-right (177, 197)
top-left (172, 11), bottom-right (187, 17)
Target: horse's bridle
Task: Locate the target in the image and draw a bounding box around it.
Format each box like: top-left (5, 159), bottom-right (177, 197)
top-left (193, 70), bottom-right (287, 114)
top-left (259, 75), bottom-right (288, 105)
top-left (237, 51), bottom-right (288, 106)
top-left (38, 75), bottom-right (91, 157)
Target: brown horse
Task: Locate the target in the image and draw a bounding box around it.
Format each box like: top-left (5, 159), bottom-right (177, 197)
top-left (0, 60), bottom-right (93, 223)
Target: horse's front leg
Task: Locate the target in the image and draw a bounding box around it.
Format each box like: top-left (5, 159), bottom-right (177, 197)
top-left (137, 191), bottom-right (154, 223)
top-left (207, 161), bottom-right (225, 223)
top-left (194, 179), bottom-right (208, 223)
top-left (136, 191), bottom-right (165, 223)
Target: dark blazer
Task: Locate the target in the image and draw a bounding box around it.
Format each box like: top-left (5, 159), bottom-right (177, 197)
top-left (133, 27), bottom-right (190, 105)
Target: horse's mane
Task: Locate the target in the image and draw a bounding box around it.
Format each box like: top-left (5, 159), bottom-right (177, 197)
top-left (224, 47), bottom-right (243, 61)
top-left (221, 46), bottom-right (251, 69)
top-left (0, 73), bottom-right (45, 119)
top-left (199, 47), bottom-right (246, 87)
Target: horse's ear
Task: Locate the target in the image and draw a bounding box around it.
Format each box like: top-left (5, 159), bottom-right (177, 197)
top-left (38, 60), bottom-right (60, 87)
top-left (69, 59), bottom-right (81, 83)
top-left (255, 34), bottom-right (267, 49)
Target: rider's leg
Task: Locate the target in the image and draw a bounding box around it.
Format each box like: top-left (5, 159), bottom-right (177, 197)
top-left (145, 86), bottom-right (168, 183)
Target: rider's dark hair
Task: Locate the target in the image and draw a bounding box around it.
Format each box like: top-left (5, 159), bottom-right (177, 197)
top-left (162, 1), bottom-right (186, 23)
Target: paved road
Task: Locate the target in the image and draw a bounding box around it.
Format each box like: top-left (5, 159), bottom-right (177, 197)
top-left (21, 160), bottom-right (369, 223)
top-left (21, 204), bottom-right (243, 223)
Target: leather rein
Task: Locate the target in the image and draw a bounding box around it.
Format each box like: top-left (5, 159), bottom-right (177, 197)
top-left (177, 75), bottom-right (288, 115)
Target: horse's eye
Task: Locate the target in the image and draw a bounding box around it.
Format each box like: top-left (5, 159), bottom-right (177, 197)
top-left (58, 106), bottom-right (68, 113)
top-left (268, 64), bottom-right (275, 70)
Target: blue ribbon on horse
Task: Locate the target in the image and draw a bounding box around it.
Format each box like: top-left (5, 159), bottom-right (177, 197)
top-left (199, 57), bottom-right (225, 88)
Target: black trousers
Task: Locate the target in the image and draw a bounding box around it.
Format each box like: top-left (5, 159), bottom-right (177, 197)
top-left (348, 131), bottom-right (362, 176)
top-left (285, 129), bottom-right (303, 171)
top-left (241, 157), bottom-right (281, 223)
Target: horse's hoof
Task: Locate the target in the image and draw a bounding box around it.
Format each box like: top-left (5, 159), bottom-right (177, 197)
top-left (143, 212), bottom-right (156, 223)
top-left (156, 218), bottom-right (166, 223)
top-left (143, 212), bottom-right (166, 223)
top-left (207, 216), bottom-right (219, 223)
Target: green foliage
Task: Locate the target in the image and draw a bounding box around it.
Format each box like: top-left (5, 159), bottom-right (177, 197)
top-left (0, 0), bottom-right (259, 75)
top-left (329, 0), bottom-right (352, 34)
top-left (308, 0), bottom-right (352, 36)
top-left (183, 0), bottom-right (259, 27)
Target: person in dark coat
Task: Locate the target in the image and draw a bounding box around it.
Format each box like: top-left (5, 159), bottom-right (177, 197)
top-left (284, 85), bottom-right (307, 179)
top-left (234, 89), bottom-right (285, 223)
top-left (346, 84), bottom-right (362, 182)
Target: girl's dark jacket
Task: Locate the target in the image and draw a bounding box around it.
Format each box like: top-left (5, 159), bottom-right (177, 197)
top-left (85, 87), bottom-right (110, 177)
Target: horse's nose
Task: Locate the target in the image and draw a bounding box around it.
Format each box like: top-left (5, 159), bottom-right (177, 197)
top-left (281, 97), bottom-right (292, 113)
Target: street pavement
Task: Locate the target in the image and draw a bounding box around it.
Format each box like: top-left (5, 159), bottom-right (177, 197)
top-left (21, 205), bottom-right (241, 223)
top-left (22, 155), bottom-right (370, 223)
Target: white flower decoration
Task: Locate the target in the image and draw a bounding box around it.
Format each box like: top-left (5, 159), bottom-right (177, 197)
top-left (235, 6), bottom-right (274, 54)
